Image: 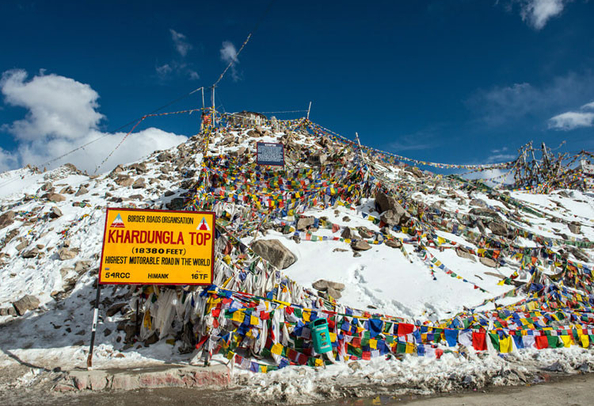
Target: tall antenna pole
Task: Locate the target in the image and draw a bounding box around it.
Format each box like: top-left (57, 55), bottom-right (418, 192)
top-left (307, 101), bottom-right (312, 120)
top-left (202, 87), bottom-right (205, 110)
top-left (211, 86), bottom-right (216, 127)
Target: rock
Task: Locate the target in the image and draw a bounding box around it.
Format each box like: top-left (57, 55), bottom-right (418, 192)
top-left (568, 247), bottom-right (590, 263)
top-left (15, 240), bottom-right (28, 252)
top-left (348, 361), bottom-right (362, 371)
top-left (342, 216), bottom-right (351, 222)
top-left (130, 163), bottom-right (147, 174)
top-left (58, 248), bottom-right (79, 260)
top-left (333, 248), bottom-right (348, 252)
top-left (0, 307), bottom-right (16, 316)
top-left (456, 247), bottom-right (475, 261)
top-left (479, 257), bottom-right (498, 268)
top-left (487, 221), bottom-right (508, 237)
top-left (21, 248), bottom-right (39, 258)
top-left (75, 186), bottom-right (88, 196)
top-left (47, 193), bottom-right (66, 202)
top-left (469, 199), bottom-right (488, 208)
top-left (144, 332), bottom-right (159, 346)
top-left (296, 216), bottom-right (315, 231)
top-left (357, 227), bottom-right (374, 239)
top-left (341, 227), bottom-right (355, 239)
top-left (74, 261), bottom-right (92, 272)
top-left (404, 166), bottom-right (425, 178)
top-left (166, 198), bottom-right (185, 210)
top-left (49, 206), bottom-right (63, 219)
top-left (157, 152), bottom-right (173, 162)
top-left (351, 240), bottom-right (372, 251)
top-left (13, 295), bottom-right (40, 315)
top-left (4, 229), bottom-right (18, 244)
top-left (469, 207), bottom-right (499, 219)
top-left (115, 176), bottom-right (134, 187)
top-left (0, 211), bottom-right (16, 229)
top-left (312, 279), bottom-right (346, 292)
top-left (251, 239), bottom-right (297, 269)
top-left (326, 287), bottom-right (342, 299)
top-left (385, 239), bottom-right (402, 249)
top-left (132, 178), bottom-right (146, 189)
top-left (375, 191), bottom-right (410, 226)
top-left (164, 190), bottom-right (175, 197)
top-left (106, 303), bottom-right (127, 317)
top-left (568, 222), bottom-right (581, 234)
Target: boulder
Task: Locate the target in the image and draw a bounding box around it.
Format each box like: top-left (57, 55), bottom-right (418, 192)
top-left (456, 247), bottom-right (475, 261)
top-left (479, 257), bottom-right (498, 268)
top-left (469, 199), bottom-right (488, 208)
top-left (49, 207), bottom-right (63, 219)
top-left (58, 248), bottom-right (79, 260)
top-left (0, 307), bottom-right (16, 317)
top-left (385, 239), bottom-right (402, 249)
top-left (47, 193), bottom-right (66, 202)
top-left (568, 222), bottom-right (581, 234)
top-left (351, 240), bottom-right (372, 251)
top-left (296, 216), bottom-right (315, 231)
top-left (357, 227), bottom-right (374, 239)
top-left (326, 287), bottom-right (342, 299)
top-left (75, 186), bottom-right (88, 196)
top-left (341, 227), bottom-right (355, 239)
top-left (469, 207), bottom-right (499, 219)
top-left (13, 295), bottom-right (40, 316)
top-left (251, 239), bottom-right (297, 269)
top-left (375, 191), bottom-right (410, 226)
top-left (157, 152), bottom-right (173, 162)
top-left (166, 198), bottom-right (185, 210)
top-left (115, 176), bottom-right (134, 187)
top-left (312, 279), bottom-right (346, 292)
top-left (132, 178), bottom-right (146, 189)
top-left (15, 239), bottom-right (28, 252)
top-left (21, 248), bottom-right (39, 258)
top-left (0, 211), bottom-right (16, 229)
top-left (487, 221), bottom-right (508, 237)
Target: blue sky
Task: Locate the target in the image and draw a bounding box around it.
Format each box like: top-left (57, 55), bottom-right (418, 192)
top-left (0, 0), bottom-right (593, 173)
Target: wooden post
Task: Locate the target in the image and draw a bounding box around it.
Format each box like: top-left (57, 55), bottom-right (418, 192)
top-left (86, 278), bottom-right (102, 370)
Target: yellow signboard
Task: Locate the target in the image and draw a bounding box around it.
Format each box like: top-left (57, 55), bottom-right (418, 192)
top-left (99, 208), bottom-right (215, 285)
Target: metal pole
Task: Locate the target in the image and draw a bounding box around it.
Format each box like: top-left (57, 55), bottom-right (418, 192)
top-left (211, 86), bottom-right (216, 127)
top-left (201, 87), bottom-right (205, 110)
top-left (87, 278), bottom-right (102, 370)
top-left (307, 101), bottom-right (312, 120)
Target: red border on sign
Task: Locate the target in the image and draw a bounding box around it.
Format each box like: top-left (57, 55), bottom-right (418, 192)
top-left (98, 207), bottom-right (216, 286)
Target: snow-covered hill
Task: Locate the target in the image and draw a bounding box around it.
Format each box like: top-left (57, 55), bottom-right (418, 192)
top-left (0, 118), bottom-right (593, 402)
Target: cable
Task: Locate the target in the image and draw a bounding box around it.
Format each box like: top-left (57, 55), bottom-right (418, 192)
top-left (212, 0), bottom-right (277, 87)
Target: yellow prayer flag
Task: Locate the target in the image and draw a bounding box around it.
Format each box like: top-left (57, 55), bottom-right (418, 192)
top-left (560, 335), bottom-right (573, 348)
top-left (369, 339), bottom-right (377, 349)
top-left (581, 334), bottom-right (589, 348)
top-left (271, 343), bottom-right (283, 355)
top-left (405, 343), bottom-right (415, 354)
top-left (499, 336), bottom-right (513, 353)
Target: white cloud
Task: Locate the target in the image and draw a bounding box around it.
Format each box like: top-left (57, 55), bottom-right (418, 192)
top-left (467, 72), bottom-right (594, 126)
top-left (1, 70), bottom-right (104, 141)
top-left (548, 99), bottom-right (594, 130)
top-left (549, 112), bottom-right (594, 130)
top-left (220, 41), bottom-right (241, 82)
top-left (156, 30), bottom-right (199, 81)
top-left (0, 70), bottom-right (188, 173)
top-left (170, 29), bottom-right (192, 57)
top-left (517, 0), bottom-right (568, 30)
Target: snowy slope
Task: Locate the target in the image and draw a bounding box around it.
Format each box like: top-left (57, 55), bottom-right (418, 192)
top-left (0, 120), bottom-right (593, 402)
